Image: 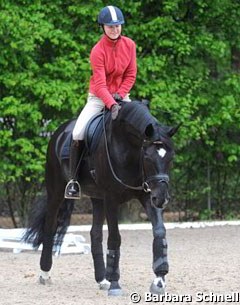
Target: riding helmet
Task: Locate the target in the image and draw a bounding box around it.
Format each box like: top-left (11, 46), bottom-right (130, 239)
top-left (98, 6), bottom-right (125, 26)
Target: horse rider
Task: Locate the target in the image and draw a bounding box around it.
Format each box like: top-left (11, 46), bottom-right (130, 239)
top-left (64, 5), bottom-right (137, 199)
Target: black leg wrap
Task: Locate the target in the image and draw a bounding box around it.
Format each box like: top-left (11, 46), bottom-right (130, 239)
top-left (153, 237), bottom-right (169, 276)
top-left (92, 253), bottom-right (106, 283)
top-left (106, 249), bottom-right (120, 282)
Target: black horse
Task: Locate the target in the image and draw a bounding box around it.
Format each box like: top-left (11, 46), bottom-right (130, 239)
top-left (24, 100), bottom-right (178, 296)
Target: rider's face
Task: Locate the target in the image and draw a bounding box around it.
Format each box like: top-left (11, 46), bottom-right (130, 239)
top-left (104, 25), bottom-right (122, 40)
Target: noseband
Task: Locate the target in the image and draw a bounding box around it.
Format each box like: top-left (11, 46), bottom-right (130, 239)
top-left (103, 111), bottom-right (169, 193)
top-left (144, 174), bottom-right (169, 192)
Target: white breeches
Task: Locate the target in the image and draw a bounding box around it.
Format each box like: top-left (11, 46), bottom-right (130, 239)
top-left (72, 93), bottom-right (131, 140)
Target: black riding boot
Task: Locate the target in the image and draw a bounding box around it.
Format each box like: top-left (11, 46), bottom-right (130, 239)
top-left (64, 140), bottom-right (84, 199)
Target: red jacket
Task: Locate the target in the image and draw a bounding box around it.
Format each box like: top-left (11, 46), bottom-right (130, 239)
top-left (89, 34), bottom-right (137, 109)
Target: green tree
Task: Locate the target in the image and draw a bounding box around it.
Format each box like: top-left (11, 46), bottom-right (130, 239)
top-left (0, 0), bottom-right (102, 226)
top-left (126, 0), bottom-right (240, 219)
top-left (1, 0), bottom-right (240, 226)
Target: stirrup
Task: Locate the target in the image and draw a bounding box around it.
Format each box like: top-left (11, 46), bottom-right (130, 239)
top-left (64, 179), bottom-right (81, 199)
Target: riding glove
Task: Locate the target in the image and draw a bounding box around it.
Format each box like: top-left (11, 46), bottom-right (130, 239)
top-left (113, 93), bottom-right (123, 102)
top-left (111, 104), bottom-right (121, 120)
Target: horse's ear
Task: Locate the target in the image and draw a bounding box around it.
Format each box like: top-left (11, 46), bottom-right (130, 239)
top-left (145, 123), bottom-right (154, 138)
top-left (167, 123), bottom-right (182, 137)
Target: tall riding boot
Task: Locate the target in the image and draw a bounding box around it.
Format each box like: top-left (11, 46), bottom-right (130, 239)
top-left (64, 140), bottom-right (84, 199)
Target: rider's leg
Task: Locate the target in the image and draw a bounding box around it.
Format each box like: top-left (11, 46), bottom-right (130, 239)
top-left (72, 94), bottom-right (105, 140)
top-left (64, 140), bottom-right (84, 199)
top-left (65, 94), bottom-right (105, 199)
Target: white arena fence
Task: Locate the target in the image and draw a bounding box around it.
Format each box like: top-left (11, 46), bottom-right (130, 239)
top-left (0, 220), bottom-right (240, 255)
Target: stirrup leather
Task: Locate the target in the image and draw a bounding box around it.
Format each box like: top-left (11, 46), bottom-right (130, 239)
top-left (64, 179), bottom-right (81, 199)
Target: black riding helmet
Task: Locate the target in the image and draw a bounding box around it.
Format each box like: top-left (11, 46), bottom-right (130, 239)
top-left (98, 5), bottom-right (125, 26)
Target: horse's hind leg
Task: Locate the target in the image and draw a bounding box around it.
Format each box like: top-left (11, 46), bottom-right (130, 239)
top-left (39, 158), bottom-right (67, 284)
top-left (90, 198), bottom-right (110, 290)
top-left (39, 194), bottom-right (63, 284)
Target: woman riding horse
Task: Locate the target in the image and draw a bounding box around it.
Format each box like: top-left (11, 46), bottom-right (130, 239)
top-left (65, 5), bottom-right (137, 199)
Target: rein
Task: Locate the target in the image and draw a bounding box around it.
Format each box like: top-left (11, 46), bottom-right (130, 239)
top-left (102, 109), bottom-right (169, 193)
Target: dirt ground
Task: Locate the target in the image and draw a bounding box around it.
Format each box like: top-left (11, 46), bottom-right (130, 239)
top-left (1, 225), bottom-right (240, 305)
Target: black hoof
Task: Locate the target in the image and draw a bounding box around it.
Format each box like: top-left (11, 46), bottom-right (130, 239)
top-left (108, 281), bottom-right (123, 296)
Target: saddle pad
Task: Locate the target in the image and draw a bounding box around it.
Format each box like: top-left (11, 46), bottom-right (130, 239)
top-left (59, 111), bottom-right (110, 160)
top-left (59, 120), bottom-right (76, 160)
top-left (60, 133), bottom-right (72, 159)
top-left (84, 110), bottom-right (111, 155)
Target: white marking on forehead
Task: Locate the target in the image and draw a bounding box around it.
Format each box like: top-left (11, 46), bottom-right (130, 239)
top-left (158, 148), bottom-right (167, 158)
top-left (107, 6), bottom-right (118, 21)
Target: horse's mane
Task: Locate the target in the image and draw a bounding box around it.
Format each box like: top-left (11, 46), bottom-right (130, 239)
top-left (119, 100), bottom-right (158, 138)
top-left (118, 100), bottom-right (173, 148)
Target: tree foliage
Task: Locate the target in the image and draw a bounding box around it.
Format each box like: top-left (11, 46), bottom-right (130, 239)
top-left (0, 0), bottom-right (240, 225)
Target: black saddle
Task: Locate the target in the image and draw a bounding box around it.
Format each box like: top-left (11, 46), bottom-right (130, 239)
top-left (84, 110), bottom-right (111, 154)
top-left (59, 110), bottom-right (111, 160)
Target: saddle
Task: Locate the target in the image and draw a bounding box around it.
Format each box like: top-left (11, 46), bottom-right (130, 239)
top-left (84, 110), bottom-right (111, 155)
top-left (59, 110), bottom-right (111, 161)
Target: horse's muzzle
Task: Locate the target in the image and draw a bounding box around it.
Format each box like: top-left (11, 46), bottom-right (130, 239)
top-left (144, 174), bottom-right (170, 208)
top-left (149, 177), bottom-right (170, 209)
top-left (150, 191), bottom-right (170, 209)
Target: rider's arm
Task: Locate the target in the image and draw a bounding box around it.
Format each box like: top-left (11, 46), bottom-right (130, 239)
top-left (117, 40), bottom-right (137, 99)
top-left (89, 48), bottom-right (117, 109)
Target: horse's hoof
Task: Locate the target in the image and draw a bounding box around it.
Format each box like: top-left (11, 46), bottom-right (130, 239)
top-left (150, 277), bottom-right (166, 295)
top-left (39, 276), bottom-right (52, 285)
top-left (108, 281), bottom-right (123, 296)
top-left (99, 279), bottom-right (111, 290)
top-left (108, 288), bottom-right (123, 296)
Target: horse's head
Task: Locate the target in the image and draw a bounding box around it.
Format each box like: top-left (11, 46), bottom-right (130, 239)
top-left (111, 101), bottom-right (179, 208)
top-left (142, 124), bottom-right (179, 209)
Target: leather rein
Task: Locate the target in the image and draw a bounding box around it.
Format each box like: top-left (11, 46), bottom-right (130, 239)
top-left (102, 110), bottom-right (169, 193)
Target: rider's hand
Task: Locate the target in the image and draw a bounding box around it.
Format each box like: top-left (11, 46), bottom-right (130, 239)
top-left (111, 104), bottom-right (121, 120)
top-left (112, 93), bottom-right (123, 102)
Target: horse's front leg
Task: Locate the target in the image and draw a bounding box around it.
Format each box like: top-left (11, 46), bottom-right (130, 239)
top-left (105, 197), bottom-right (122, 296)
top-left (90, 198), bottom-right (110, 290)
top-left (144, 201), bottom-right (168, 294)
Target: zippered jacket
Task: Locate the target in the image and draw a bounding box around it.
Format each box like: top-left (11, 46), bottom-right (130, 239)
top-left (89, 34), bottom-right (137, 109)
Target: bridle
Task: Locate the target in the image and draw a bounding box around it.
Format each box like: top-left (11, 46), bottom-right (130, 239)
top-left (103, 110), bottom-right (170, 193)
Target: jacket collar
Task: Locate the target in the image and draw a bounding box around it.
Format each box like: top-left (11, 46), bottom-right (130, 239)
top-left (102, 34), bottom-right (121, 47)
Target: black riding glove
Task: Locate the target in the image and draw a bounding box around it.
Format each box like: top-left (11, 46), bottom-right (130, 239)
top-left (111, 104), bottom-right (121, 120)
top-left (113, 93), bottom-right (123, 102)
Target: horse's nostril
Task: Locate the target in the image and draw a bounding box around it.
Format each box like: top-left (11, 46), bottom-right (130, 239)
top-left (150, 196), bottom-right (157, 207)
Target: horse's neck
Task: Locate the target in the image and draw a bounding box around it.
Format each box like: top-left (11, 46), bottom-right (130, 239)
top-left (110, 132), bottom-right (142, 171)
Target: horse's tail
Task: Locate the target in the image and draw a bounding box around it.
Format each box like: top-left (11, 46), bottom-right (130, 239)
top-left (53, 199), bottom-right (75, 248)
top-left (23, 198), bottom-right (75, 249)
top-left (22, 197), bottom-right (47, 248)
